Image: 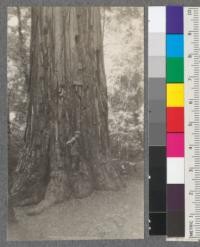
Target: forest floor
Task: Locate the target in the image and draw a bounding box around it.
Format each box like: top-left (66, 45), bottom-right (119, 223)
top-left (7, 163), bottom-right (144, 241)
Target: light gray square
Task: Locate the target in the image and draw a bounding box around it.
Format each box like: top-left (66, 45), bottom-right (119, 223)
top-left (148, 33), bottom-right (165, 57)
top-left (148, 56), bottom-right (165, 78)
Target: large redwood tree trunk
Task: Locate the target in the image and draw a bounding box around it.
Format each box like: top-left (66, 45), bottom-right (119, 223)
top-left (11, 7), bottom-right (123, 213)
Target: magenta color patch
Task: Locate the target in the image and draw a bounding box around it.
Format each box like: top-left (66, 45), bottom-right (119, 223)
top-left (167, 133), bottom-right (184, 157)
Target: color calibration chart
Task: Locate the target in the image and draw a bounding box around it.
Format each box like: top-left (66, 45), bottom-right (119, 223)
top-left (149, 6), bottom-right (200, 241)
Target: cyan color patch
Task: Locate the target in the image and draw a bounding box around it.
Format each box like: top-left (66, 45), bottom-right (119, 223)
top-left (167, 34), bottom-right (183, 57)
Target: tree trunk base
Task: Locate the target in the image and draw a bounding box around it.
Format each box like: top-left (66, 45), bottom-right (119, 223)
top-left (25, 196), bottom-right (56, 216)
top-left (25, 158), bottom-right (124, 216)
top-left (26, 169), bottom-right (71, 215)
top-left (93, 158), bottom-right (126, 191)
top-left (71, 174), bottom-right (93, 199)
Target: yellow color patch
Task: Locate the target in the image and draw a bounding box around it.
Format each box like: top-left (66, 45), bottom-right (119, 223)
top-left (167, 84), bottom-right (184, 107)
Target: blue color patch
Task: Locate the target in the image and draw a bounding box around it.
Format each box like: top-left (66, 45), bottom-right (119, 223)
top-left (167, 35), bottom-right (183, 57)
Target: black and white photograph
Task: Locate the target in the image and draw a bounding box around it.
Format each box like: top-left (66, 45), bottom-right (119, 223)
top-left (7, 6), bottom-right (144, 240)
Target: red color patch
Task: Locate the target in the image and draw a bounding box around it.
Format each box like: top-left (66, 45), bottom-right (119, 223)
top-left (167, 107), bottom-right (184, 133)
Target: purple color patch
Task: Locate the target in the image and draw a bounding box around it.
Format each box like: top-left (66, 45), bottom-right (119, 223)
top-left (167, 6), bottom-right (183, 34)
top-left (167, 184), bottom-right (185, 211)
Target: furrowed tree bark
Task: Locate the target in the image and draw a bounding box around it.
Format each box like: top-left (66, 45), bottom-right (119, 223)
top-left (11, 7), bottom-right (123, 214)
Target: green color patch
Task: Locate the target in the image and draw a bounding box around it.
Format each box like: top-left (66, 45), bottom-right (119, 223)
top-left (166, 58), bottom-right (184, 83)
